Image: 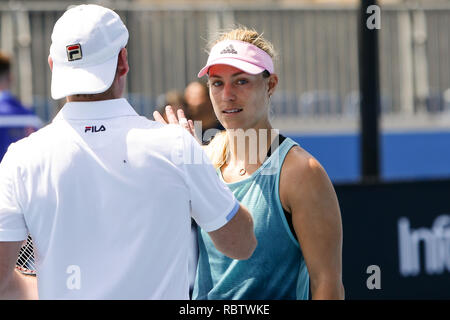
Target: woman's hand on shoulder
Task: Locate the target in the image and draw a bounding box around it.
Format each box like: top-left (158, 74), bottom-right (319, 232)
top-left (153, 105), bottom-right (200, 143)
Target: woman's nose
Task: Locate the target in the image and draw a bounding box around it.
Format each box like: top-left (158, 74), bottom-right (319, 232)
top-left (222, 82), bottom-right (236, 101)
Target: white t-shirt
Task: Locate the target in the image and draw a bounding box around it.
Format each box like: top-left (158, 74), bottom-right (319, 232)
top-left (0, 98), bottom-right (238, 299)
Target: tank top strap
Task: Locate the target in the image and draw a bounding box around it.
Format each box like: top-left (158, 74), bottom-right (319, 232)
top-left (260, 135), bottom-right (299, 176)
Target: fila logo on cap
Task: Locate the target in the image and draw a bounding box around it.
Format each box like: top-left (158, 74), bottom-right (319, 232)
top-left (66, 44), bottom-right (82, 61)
top-left (220, 44), bottom-right (237, 54)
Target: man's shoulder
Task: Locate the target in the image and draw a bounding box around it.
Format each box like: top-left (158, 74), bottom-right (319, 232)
top-left (7, 122), bottom-right (55, 152)
top-left (114, 119), bottom-right (192, 157)
top-left (127, 119), bottom-right (185, 140)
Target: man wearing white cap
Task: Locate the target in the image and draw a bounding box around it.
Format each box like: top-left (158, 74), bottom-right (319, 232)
top-left (0, 4), bottom-right (256, 299)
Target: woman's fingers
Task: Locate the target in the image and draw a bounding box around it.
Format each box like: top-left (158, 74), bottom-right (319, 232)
top-left (165, 105), bottom-right (179, 124)
top-left (153, 110), bottom-right (167, 124)
top-left (156, 106), bottom-right (200, 143)
top-left (176, 108), bottom-right (201, 142)
top-left (177, 109), bottom-right (189, 128)
top-left (188, 119), bottom-right (195, 135)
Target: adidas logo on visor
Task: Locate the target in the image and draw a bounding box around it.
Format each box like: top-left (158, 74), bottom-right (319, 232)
top-left (220, 44), bottom-right (237, 54)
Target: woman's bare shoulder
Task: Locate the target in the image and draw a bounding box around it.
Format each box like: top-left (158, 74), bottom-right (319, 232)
top-left (280, 143), bottom-right (338, 218)
top-left (282, 145), bottom-right (326, 179)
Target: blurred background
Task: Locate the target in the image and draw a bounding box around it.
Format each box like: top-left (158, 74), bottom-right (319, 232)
top-left (1, 0), bottom-right (450, 299)
top-left (1, 0), bottom-right (450, 182)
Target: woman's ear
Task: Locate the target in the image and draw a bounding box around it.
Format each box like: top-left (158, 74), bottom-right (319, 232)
top-left (267, 74), bottom-right (278, 97)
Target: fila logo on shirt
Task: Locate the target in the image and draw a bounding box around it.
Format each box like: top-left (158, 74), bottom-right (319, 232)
top-left (220, 44), bottom-right (237, 54)
top-left (85, 125), bottom-right (106, 133)
top-left (66, 43), bottom-right (82, 61)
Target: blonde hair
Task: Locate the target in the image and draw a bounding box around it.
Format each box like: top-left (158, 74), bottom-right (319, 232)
top-left (205, 27), bottom-right (276, 169)
top-left (209, 26), bottom-right (277, 59)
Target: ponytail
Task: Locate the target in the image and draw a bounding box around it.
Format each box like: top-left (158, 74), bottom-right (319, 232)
top-left (205, 131), bottom-right (229, 169)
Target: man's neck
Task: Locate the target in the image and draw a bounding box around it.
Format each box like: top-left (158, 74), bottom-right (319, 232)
top-left (66, 92), bottom-right (118, 102)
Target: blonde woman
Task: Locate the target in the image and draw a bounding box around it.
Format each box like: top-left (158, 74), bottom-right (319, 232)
top-left (155, 27), bottom-right (344, 300)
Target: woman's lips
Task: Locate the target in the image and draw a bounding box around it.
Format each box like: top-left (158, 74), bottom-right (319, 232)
top-left (222, 108), bottom-right (243, 114)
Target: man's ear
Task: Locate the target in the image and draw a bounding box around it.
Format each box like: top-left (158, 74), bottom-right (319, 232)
top-left (117, 48), bottom-right (129, 77)
top-left (48, 56), bottom-right (53, 71)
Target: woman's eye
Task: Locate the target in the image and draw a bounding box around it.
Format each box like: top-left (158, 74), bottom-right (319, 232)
top-left (211, 81), bottom-right (222, 87)
top-left (236, 79), bottom-right (248, 85)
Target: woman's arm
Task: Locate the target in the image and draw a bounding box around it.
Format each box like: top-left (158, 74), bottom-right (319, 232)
top-left (280, 147), bottom-right (345, 300)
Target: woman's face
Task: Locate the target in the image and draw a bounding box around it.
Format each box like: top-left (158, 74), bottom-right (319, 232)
top-left (207, 64), bottom-right (277, 130)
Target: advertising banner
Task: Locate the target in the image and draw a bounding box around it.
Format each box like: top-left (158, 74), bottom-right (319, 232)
top-left (335, 179), bottom-right (450, 299)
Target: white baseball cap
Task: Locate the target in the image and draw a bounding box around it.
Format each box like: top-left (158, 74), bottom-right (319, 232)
top-left (49, 4), bottom-right (129, 100)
